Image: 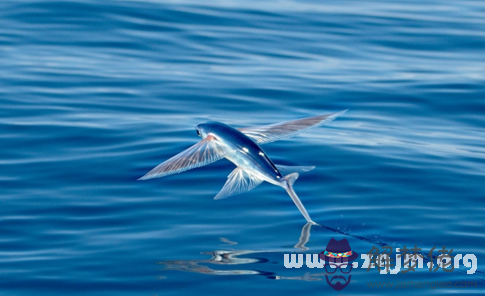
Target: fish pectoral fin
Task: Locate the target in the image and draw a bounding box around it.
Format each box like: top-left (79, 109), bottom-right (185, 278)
top-left (237, 110), bottom-right (347, 144)
top-left (275, 164), bottom-right (315, 175)
top-left (138, 136), bottom-right (226, 180)
top-left (214, 167), bottom-right (264, 200)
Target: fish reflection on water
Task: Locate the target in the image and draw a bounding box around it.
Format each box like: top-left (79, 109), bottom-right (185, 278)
top-left (157, 222), bottom-right (326, 280)
top-left (157, 221), bottom-right (485, 283)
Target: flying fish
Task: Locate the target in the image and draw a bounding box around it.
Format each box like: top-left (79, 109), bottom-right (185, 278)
top-left (139, 110), bottom-right (347, 224)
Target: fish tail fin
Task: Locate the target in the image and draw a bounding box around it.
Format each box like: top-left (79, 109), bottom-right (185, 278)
top-left (282, 173), bottom-right (317, 224)
top-left (282, 172), bottom-right (299, 186)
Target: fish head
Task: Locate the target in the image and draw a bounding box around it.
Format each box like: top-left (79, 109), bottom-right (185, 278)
top-left (195, 121), bottom-right (219, 139)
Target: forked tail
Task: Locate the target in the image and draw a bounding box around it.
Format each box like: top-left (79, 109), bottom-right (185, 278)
top-left (282, 173), bottom-right (318, 225)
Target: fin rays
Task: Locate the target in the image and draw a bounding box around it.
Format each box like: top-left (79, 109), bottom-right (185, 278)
top-left (139, 137), bottom-right (226, 180)
top-left (238, 110), bottom-right (347, 144)
top-left (214, 167), bottom-right (263, 200)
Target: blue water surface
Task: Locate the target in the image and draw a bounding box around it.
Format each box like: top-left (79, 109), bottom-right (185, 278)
top-left (1, 0), bottom-right (485, 295)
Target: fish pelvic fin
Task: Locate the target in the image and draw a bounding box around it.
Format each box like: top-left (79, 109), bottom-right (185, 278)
top-left (214, 167), bottom-right (264, 200)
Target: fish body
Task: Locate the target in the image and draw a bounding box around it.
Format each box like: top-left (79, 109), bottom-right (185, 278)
top-left (139, 110), bottom-right (348, 224)
top-left (196, 121), bottom-right (283, 187)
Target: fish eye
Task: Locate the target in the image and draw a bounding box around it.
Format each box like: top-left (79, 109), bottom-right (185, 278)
top-left (196, 129), bottom-right (200, 136)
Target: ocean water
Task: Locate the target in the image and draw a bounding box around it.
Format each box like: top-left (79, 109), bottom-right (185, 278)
top-left (1, 0), bottom-right (484, 295)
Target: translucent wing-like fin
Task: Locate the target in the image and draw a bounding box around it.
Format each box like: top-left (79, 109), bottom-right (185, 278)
top-left (238, 110), bottom-right (347, 144)
top-left (138, 136), bottom-right (226, 180)
top-left (275, 164), bottom-right (315, 175)
top-left (214, 167), bottom-right (264, 200)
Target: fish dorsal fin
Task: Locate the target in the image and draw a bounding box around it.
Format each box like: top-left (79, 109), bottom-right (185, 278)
top-left (214, 167), bottom-right (264, 200)
top-left (275, 164), bottom-right (315, 175)
top-left (138, 136), bottom-right (226, 180)
top-left (238, 110), bottom-right (347, 145)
